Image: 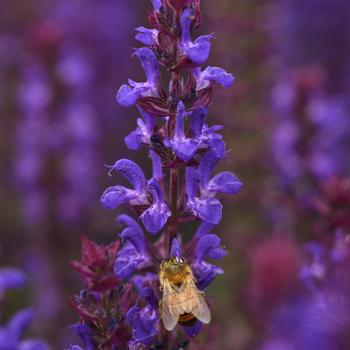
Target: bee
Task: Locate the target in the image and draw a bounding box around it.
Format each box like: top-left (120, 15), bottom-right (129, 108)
top-left (159, 257), bottom-right (211, 331)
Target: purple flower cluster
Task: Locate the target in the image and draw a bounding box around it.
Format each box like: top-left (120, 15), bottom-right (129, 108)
top-left (15, 23), bottom-right (98, 226)
top-left (262, 233), bottom-right (350, 350)
top-left (69, 238), bottom-right (133, 349)
top-left (271, 70), bottom-right (350, 187)
top-left (0, 268), bottom-right (48, 349)
top-left (71, 0), bottom-right (242, 348)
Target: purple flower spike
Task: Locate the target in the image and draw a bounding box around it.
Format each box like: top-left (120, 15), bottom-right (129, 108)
top-left (180, 8), bottom-right (214, 65)
top-left (135, 27), bottom-right (159, 46)
top-left (115, 216), bottom-right (150, 279)
top-left (193, 66), bottom-right (234, 91)
top-left (165, 102), bottom-right (201, 161)
top-left (140, 178), bottom-right (171, 234)
top-left (94, 0), bottom-right (241, 345)
top-left (0, 267), bottom-right (26, 293)
top-left (125, 107), bottom-right (155, 150)
top-left (126, 287), bottom-right (158, 346)
top-left (101, 159), bottom-right (148, 209)
top-left (183, 320), bottom-right (203, 337)
top-left (170, 238), bottom-right (181, 258)
top-left (117, 48), bottom-right (160, 107)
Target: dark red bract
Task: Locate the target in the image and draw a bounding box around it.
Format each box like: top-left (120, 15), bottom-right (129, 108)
top-left (70, 236), bottom-right (120, 292)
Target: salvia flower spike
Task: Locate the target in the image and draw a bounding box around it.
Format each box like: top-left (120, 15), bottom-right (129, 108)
top-left (71, 0), bottom-right (242, 348)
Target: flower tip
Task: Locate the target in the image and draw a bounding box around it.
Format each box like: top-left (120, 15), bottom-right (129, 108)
top-left (223, 73), bottom-right (235, 88)
top-left (116, 84), bottom-right (138, 107)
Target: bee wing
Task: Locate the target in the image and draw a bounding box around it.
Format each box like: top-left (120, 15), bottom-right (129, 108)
top-left (191, 293), bottom-right (211, 324)
top-left (161, 279), bottom-right (181, 331)
top-left (181, 275), bottom-right (211, 324)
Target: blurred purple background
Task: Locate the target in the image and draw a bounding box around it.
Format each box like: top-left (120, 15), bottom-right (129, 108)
top-left (0, 0), bottom-right (349, 348)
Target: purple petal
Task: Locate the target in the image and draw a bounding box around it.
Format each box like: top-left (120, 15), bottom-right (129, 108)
top-left (186, 35), bottom-right (213, 65)
top-left (168, 138), bottom-right (201, 162)
top-left (208, 171), bottom-right (243, 194)
top-left (180, 8), bottom-right (193, 45)
top-left (71, 324), bottom-right (94, 350)
top-left (135, 27), bottom-right (159, 46)
top-left (116, 84), bottom-right (140, 107)
top-left (126, 288), bottom-right (158, 346)
top-left (165, 102), bottom-right (201, 161)
top-left (131, 273), bottom-right (157, 292)
top-left (149, 150), bottom-right (163, 181)
top-left (170, 238), bottom-right (181, 258)
top-left (137, 106), bottom-right (156, 131)
top-left (196, 234), bottom-right (227, 261)
top-left (115, 243), bottom-right (149, 279)
top-left (198, 139), bottom-right (225, 187)
top-left (195, 222), bottom-right (215, 239)
top-left (198, 66), bottom-right (234, 90)
top-left (189, 197), bottom-right (222, 225)
top-left (117, 214), bottom-right (144, 235)
top-left (140, 179), bottom-right (171, 234)
top-left (100, 185), bottom-right (135, 209)
top-left (190, 107), bottom-right (208, 138)
top-left (180, 9), bottom-right (213, 65)
top-left (116, 49), bottom-right (160, 108)
top-left (193, 261), bottom-right (223, 290)
top-left (125, 108), bottom-right (155, 150)
top-left (134, 47), bottom-right (160, 87)
top-left (120, 227), bottom-right (146, 255)
top-left (139, 286), bottom-right (158, 310)
top-left (0, 268), bottom-right (26, 292)
top-left (185, 167), bottom-right (200, 200)
top-left (150, 0), bottom-right (162, 10)
top-left (182, 320), bottom-right (203, 337)
top-left (107, 159), bottom-right (147, 193)
top-left (200, 124), bottom-right (223, 144)
top-left (125, 128), bottom-right (144, 150)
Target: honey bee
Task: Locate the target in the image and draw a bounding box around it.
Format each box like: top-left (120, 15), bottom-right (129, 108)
top-left (159, 257), bottom-right (211, 331)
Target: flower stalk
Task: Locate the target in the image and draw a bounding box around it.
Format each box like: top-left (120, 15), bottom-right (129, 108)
top-left (70, 0), bottom-right (242, 348)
